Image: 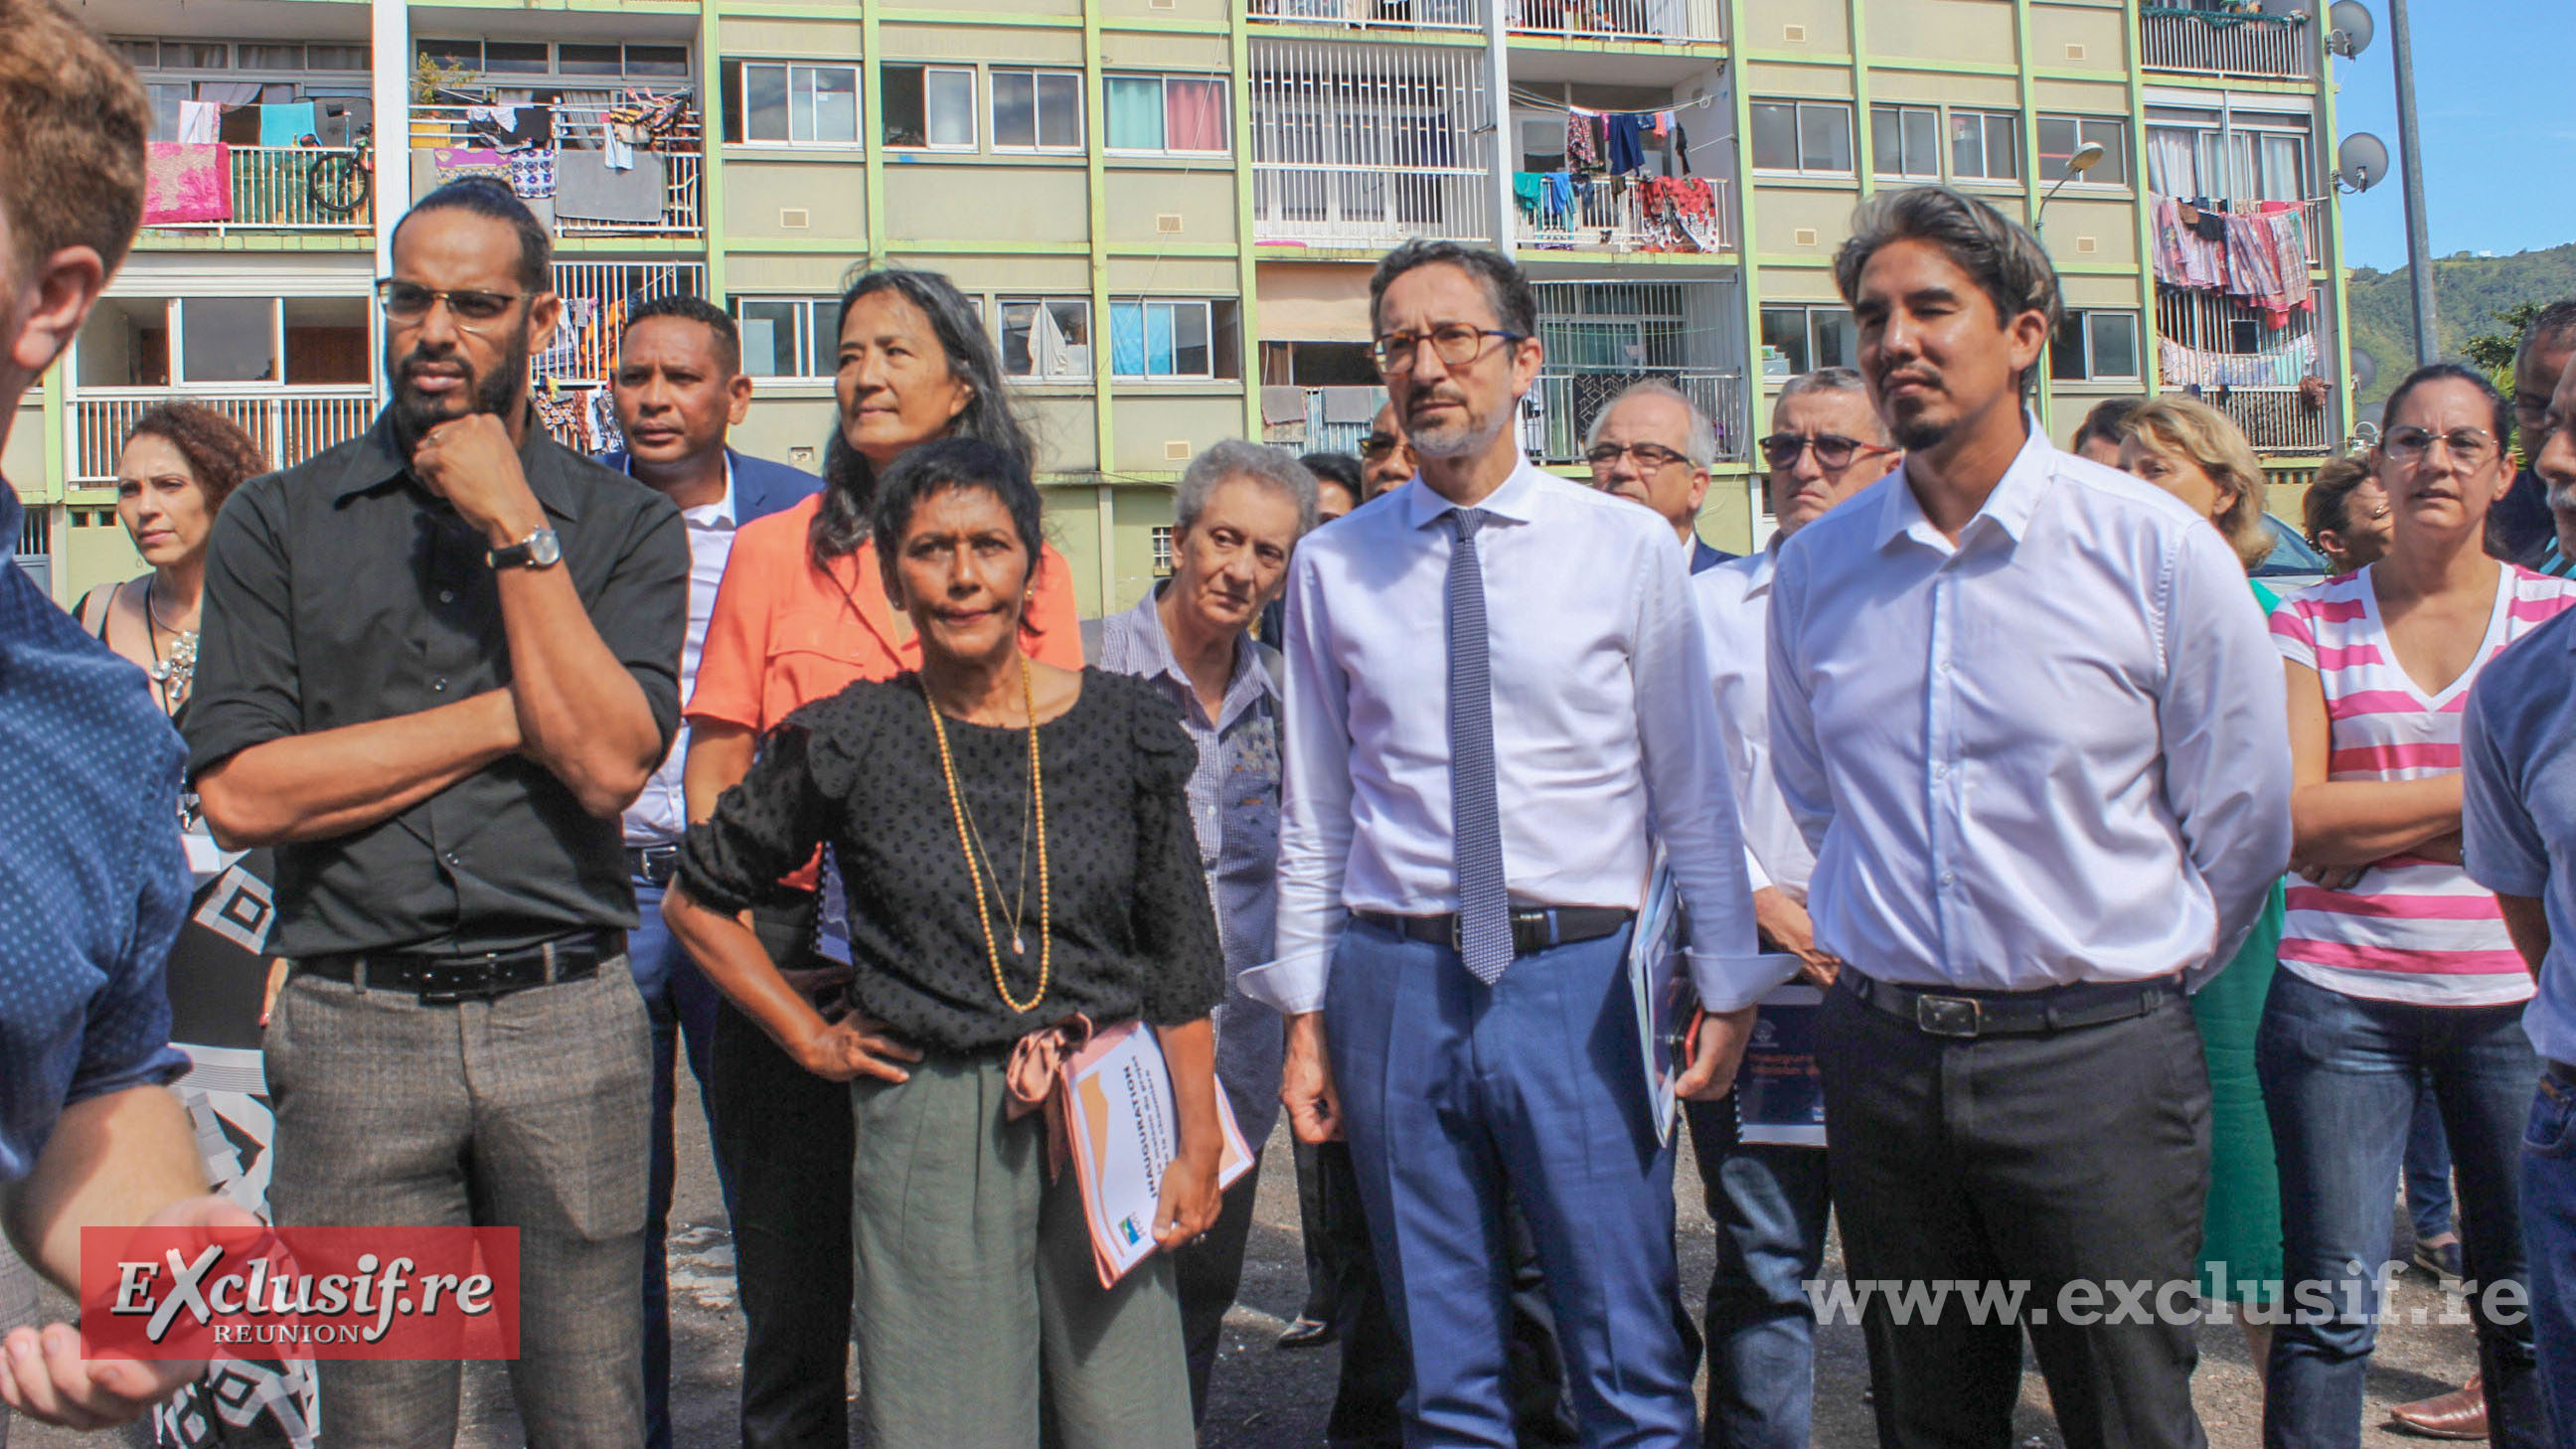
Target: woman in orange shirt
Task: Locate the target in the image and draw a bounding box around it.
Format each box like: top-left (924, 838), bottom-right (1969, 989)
top-left (683, 266), bottom-right (1082, 1449)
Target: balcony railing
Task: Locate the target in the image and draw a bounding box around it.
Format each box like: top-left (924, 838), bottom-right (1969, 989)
top-left (1522, 368), bottom-right (1745, 464)
top-left (145, 146), bottom-right (372, 234)
top-left (1517, 176), bottom-right (1733, 254)
top-left (2141, 6), bottom-right (2313, 80)
top-left (538, 260), bottom-right (711, 387)
top-left (1261, 386), bottom-right (1384, 454)
top-left (1250, 0), bottom-right (1723, 43)
top-left (410, 100), bottom-right (704, 238)
top-left (1253, 163), bottom-right (1492, 248)
top-left (69, 388), bottom-right (376, 484)
top-left (2163, 384), bottom-right (2332, 454)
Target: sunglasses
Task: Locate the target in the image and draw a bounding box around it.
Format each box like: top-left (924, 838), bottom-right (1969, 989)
top-left (1756, 432), bottom-right (1892, 471)
top-left (1359, 432), bottom-right (1406, 461)
top-left (376, 279), bottom-right (530, 333)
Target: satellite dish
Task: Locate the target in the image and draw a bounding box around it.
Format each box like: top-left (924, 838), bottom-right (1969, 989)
top-left (2350, 348), bottom-right (2378, 394)
top-left (2327, 0), bottom-right (2375, 58)
top-left (2335, 132), bottom-right (2389, 193)
top-left (2361, 402), bottom-right (2385, 428)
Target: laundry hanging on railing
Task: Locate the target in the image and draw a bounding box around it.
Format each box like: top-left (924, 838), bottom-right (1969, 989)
top-left (2156, 331), bottom-right (2319, 389)
top-left (142, 143), bottom-right (232, 225)
top-left (2150, 194), bottom-right (2313, 324)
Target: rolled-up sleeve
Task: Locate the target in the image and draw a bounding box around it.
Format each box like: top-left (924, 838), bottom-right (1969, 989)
top-left (1631, 542), bottom-right (1771, 1010)
top-left (596, 498), bottom-right (691, 758)
top-left (1244, 552), bottom-right (1352, 1015)
top-left (184, 479), bottom-right (301, 781)
top-left (2159, 530), bottom-right (2294, 973)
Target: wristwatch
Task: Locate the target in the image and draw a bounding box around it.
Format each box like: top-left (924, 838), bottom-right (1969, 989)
top-left (487, 527), bottom-right (563, 570)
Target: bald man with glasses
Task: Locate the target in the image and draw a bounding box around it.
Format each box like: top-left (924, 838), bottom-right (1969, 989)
top-left (1585, 381), bottom-right (1737, 573)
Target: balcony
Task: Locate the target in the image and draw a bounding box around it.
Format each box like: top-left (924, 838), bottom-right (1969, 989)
top-left (1251, 41), bottom-right (1498, 249)
top-left (410, 99), bottom-right (704, 239)
top-left (143, 146), bottom-right (375, 236)
top-left (69, 388), bottom-right (376, 484)
top-left (1517, 176), bottom-right (1732, 255)
top-left (1261, 386), bottom-right (1384, 454)
top-left (1522, 368), bottom-right (1746, 464)
top-left (1250, 0), bottom-right (1723, 44)
top-left (2141, 5), bottom-right (2313, 80)
top-left (2160, 384), bottom-right (2332, 454)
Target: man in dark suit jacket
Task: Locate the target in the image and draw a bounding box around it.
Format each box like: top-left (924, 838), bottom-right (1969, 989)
top-left (600, 293), bottom-right (820, 1449)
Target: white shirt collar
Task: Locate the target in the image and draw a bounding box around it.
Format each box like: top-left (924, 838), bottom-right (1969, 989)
top-left (1872, 413), bottom-right (2054, 555)
top-left (626, 449), bottom-right (737, 528)
top-left (1397, 454), bottom-right (1549, 533)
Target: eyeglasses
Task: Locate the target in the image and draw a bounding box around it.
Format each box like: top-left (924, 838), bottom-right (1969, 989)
top-left (1585, 441), bottom-right (1692, 471)
top-left (1757, 432), bottom-right (1892, 470)
top-left (1358, 432), bottom-right (1405, 461)
top-left (1370, 325), bottom-right (1525, 375)
top-left (376, 279), bottom-right (530, 332)
top-left (2382, 425), bottom-right (2498, 468)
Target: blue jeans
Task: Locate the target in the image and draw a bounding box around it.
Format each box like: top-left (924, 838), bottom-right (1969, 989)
top-left (629, 877), bottom-right (730, 1449)
top-left (2256, 968), bottom-right (2544, 1449)
top-left (1684, 1096), bottom-right (1830, 1449)
top-left (1325, 919), bottom-right (1697, 1448)
top-left (2524, 1071), bottom-right (2576, 1446)
top-left (2405, 1073), bottom-right (2458, 1244)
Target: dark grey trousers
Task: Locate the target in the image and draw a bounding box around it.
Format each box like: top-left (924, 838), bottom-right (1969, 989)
top-left (1817, 978), bottom-right (2212, 1449)
top-left (264, 958), bottom-right (652, 1448)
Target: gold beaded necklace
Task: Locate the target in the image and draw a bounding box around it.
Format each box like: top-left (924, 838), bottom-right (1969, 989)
top-left (925, 656), bottom-right (1051, 1014)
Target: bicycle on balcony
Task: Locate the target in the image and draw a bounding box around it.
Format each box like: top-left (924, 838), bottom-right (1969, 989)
top-left (306, 124), bottom-right (374, 219)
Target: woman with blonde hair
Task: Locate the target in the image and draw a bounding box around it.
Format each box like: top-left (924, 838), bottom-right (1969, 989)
top-left (2118, 395), bottom-right (2289, 1376)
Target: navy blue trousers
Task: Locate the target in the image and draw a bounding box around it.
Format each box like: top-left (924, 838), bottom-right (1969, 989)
top-left (1325, 918), bottom-right (1696, 1448)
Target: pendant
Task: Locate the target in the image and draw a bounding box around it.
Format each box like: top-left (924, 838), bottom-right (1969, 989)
top-left (1011, 929), bottom-right (1027, 955)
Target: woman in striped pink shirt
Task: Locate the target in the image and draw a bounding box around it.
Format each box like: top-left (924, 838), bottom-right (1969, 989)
top-left (2259, 363), bottom-right (2570, 1447)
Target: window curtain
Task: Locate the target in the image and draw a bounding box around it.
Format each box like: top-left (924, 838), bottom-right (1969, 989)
top-left (1145, 303), bottom-right (1176, 376)
top-left (1110, 303), bottom-right (1147, 377)
top-left (1165, 79), bottom-right (1225, 152)
top-left (2146, 127), bottom-right (2198, 196)
top-left (1106, 77), bottom-right (1163, 150)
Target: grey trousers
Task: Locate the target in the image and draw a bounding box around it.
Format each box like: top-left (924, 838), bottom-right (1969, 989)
top-left (850, 1054), bottom-right (1197, 1449)
top-left (264, 958), bottom-right (652, 1449)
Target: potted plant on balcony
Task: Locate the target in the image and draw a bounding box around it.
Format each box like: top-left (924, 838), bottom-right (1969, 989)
top-left (411, 55), bottom-right (475, 147)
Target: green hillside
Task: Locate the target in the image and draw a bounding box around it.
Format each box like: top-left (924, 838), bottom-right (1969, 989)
top-left (2345, 243), bottom-right (2576, 407)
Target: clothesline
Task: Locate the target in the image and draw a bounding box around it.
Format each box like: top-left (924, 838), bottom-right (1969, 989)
top-left (1505, 87), bottom-right (1719, 120)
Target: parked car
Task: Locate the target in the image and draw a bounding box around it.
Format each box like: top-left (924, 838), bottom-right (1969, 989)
top-left (2254, 513), bottom-right (2330, 590)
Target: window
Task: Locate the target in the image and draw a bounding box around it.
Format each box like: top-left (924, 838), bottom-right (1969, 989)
top-left (1108, 299), bottom-right (1240, 380)
top-left (110, 39), bottom-right (158, 68)
top-left (1870, 104), bottom-right (1940, 180)
top-left (1749, 99), bottom-right (1852, 176)
top-left (626, 46), bottom-right (691, 79)
top-left (728, 62), bottom-right (861, 144)
top-left (307, 44), bottom-right (370, 72)
top-left (1760, 305), bottom-right (1855, 378)
top-left (161, 41), bottom-right (230, 70)
top-left (238, 44), bottom-right (304, 71)
top-left (559, 44), bottom-right (625, 76)
top-left (882, 64), bottom-right (977, 149)
top-left (483, 41), bottom-right (550, 75)
top-left (1104, 75), bottom-right (1229, 155)
top-left (731, 296), bottom-right (840, 380)
top-left (1001, 299), bottom-right (1093, 381)
top-left (1948, 109), bottom-right (2018, 183)
top-left (2037, 114), bottom-right (2128, 186)
top-left (993, 70), bottom-right (1083, 151)
top-left (2049, 310), bottom-right (2142, 382)
top-left (1152, 526), bottom-right (1175, 575)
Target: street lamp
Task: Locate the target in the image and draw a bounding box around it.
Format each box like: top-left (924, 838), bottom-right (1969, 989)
top-left (2026, 139), bottom-right (2107, 423)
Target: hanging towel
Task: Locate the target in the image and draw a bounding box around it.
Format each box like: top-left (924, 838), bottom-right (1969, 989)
top-left (1320, 386), bottom-right (1379, 425)
top-left (430, 147), bottom-right (513, 184)
top-left (1565, 110), bottom-right (1600, 171)
top-left (1512, 171), bottom-right (1545, 217)
top-left (1541, 171), bottom-right (1573, 221)
top-left (556, 148), bottom-right (665, 223)
top-left (1653, 109), bottom-right (1672, 138)
top-left (1259, 386), bottom-right (1307, 426)
top-left (602, 127), bottom-right (636, 171)
top-left (177, 100), bottom-right (221, 144)
top-left (258, 102), bottom-right (316, 148)
top-left (1605, 113), bottom-right (1645, 175)
top-left (142, 143), bottom-right (233, 224)
top-left (508, 149), bottom-right (559, 200)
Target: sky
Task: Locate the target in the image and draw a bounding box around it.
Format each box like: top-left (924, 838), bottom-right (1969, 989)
top-left (2325, 0), bottom-right (2576, 271)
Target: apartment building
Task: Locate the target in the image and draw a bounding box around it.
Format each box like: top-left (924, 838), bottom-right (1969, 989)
top-left (14, 0), bottom-right (2343, 609)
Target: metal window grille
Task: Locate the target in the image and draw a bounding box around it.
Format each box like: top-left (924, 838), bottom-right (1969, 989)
top-left (1152, 527), bottom-right (1175, 575)
top-left (538, 260), bottom-right (710, 385)
top-left (1249, 40), bottom-right (1494, 248)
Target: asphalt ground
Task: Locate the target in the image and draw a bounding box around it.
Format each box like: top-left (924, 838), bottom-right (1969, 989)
top-left (20, 1065), bottom-right (2486, 1447)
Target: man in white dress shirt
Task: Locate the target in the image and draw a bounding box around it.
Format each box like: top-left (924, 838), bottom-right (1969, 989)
top-left (1688, 367), bottom-right (1896, 1449)
top-left (1583, 381), bottom-right (1733, 574)
top-left (1761, 187), bottom-right (2292, 1449)
top-left (1255, 238), bottom-right (1759, 1447)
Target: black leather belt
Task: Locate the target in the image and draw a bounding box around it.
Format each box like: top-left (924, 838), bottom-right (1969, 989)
top-left (2547, 1058), bottom-right (2576, 1089)
top-left (1838, 969), bottom-right (2183, 1040)
top-left (295, 930), bottom-right (623, 1005)
top-left (1352, 905), bottom-right (1634, 961)
top-left (627, 844), bottom-right (681, 886)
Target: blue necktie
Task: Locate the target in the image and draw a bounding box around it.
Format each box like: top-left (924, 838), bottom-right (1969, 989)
top-left (1446, 507), bottom-right (1513, 985)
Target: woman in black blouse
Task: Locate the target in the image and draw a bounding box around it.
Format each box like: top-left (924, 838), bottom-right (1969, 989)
top-left (665, 436), bottom-right (1223, 1448)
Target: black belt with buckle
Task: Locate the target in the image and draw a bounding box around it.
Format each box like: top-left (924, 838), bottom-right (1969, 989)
top-left (1352, 905), bottom-right (1635, 961)
top-left (295, 930), bottom-right (623, 1005)
top-left (1838, 969), bottom-right (2182, 1040)
top-left (627, 844), bottom-right (682, 886)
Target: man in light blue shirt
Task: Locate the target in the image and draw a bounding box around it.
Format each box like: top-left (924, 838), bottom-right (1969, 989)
top-left (2462, 347), bottom-right (2576, 1445)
